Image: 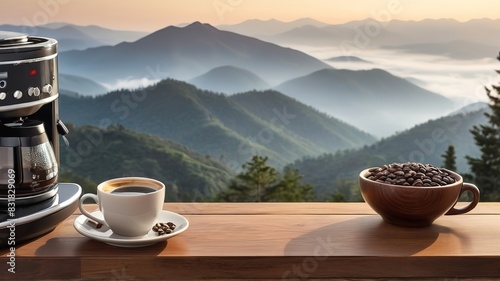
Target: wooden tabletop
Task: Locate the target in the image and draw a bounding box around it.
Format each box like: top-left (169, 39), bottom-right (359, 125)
top-left (2, 202), bottom-right (500, 280)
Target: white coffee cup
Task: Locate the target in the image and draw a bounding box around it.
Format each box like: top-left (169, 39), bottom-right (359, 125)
top-left (79, 177), bottom-right (165, 237)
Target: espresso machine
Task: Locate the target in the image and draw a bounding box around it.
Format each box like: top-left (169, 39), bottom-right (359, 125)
top-left (0, 31), bottom-right (81, 246)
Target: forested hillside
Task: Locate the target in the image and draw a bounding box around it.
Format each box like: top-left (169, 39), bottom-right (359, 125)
top-left (60, 125), bottom-right (234, 201)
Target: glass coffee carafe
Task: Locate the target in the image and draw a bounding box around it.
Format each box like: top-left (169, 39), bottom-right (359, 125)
top-left (0, 119), bottom-right (58, 203)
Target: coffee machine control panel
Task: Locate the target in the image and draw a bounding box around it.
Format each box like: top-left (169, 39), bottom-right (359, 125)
top-left (0, 58), bottom-right (57, 107)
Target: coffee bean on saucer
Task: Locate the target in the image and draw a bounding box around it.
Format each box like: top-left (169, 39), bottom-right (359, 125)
top-left (86, 219), bottom-right (103, 229)
top-left (152, 221), bottom-right (177, 236)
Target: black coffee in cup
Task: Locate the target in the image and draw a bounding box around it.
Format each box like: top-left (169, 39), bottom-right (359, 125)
top-left (110, 186), bottom-right (156, 195)
top-left (101, 178), bottom-right (163, 194)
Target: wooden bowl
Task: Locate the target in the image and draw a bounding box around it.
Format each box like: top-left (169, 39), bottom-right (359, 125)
top-left (359, 168), bottom-right (480, 227)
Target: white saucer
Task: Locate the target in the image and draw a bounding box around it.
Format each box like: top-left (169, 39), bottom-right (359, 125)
top-left (73, 210), bottom-right (189, 247)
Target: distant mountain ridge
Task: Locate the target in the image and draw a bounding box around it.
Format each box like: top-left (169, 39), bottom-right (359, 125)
top-left (275, 68), bottom-right (455, 137)
top-left (189, 66), bottom-right (270, 94)
top-left (379, 18), bottom-right (500, 46)
top-left (59, 74), bottom-right (108, 96)
top-left (0, 23), bottom-right (146, 51)
top-left (58, 22), bottom-right (331, 85)
top-left (383, 40), bottom-right (500, 60)
top-left (326, 56), bottom-right (371, 63)
top-left (221, 18), bottom-right (500, 59)
top-left (217, 18), bottom-right (329, 37)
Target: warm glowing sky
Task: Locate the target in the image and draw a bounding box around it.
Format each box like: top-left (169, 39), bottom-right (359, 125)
top-left (2, 0), bottom-right (500, 32)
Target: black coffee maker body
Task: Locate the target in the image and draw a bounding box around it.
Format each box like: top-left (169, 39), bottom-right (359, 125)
top-left (0, 31), bottom-right (65, 206)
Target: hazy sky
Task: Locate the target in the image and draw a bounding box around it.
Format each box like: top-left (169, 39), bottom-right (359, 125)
top-left (2, 0), bottom-right (500, 31)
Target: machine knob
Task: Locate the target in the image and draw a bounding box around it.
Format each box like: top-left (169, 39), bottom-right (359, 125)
top-left (13, 90), bottom-right (23, 99)
top-left (0, 92), bottom-right (6, 100)
top-left (28, 87), bottom-right (41, 97)
top-left (42, 84), bottom-right (53, 95)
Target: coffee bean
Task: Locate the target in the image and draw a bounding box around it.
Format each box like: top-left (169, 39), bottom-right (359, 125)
top-left (152, 221), bottom-right (177, 236)
top-left (388, 167), bottom-right (398, 173)
top-left (394, 171), bottom-right (405, 176)
top-left (413, 179), bottom-right (423, 186)
top-left (366, 162), bottom-right (456, 187)
top-left (396, 178), bottom-right (406, 184)
top-left (443, 176), bottom-right (453, 184)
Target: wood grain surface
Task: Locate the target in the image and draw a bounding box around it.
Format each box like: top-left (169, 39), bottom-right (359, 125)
top-left (1, 202), bottom-right (500, 280)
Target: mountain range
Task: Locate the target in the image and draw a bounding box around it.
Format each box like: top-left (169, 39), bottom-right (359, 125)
top-left (223, 18), bottom-right (500, 60)
top-left (5, 18), bottom-right (497, 60)
top-left (58, 79), bottom-right (376, 169)
top-left (57, 22), bottom-right (331, 85)
top-left (52, 20), bottom-right (467, 136)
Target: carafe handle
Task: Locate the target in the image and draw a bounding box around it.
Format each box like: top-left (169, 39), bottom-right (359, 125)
top-left (13, 146), bottom-right (23, 184)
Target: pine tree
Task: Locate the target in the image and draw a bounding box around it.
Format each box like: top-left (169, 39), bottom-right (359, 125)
top-left (216, 155), bottom-right (315, 202)
top-left (466, 53), bottom-right (500, 201)
top-left (264, 168), bottom-right (315, 202)
top-left (442, 145), bottom-right (457, 171)
top-left (216, 155), bottom-right (279, 202)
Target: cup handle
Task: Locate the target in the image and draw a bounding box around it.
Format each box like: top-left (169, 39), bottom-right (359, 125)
top-left (79, 193), bottom-right (107, 226)
top-left (445, 183), bottom-right (480, 215)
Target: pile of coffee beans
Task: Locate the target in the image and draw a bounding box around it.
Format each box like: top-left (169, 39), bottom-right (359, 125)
top-left (366, 162), bottom-right (456, 187)
top-left (152, 222), bottom-right (177, 236)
